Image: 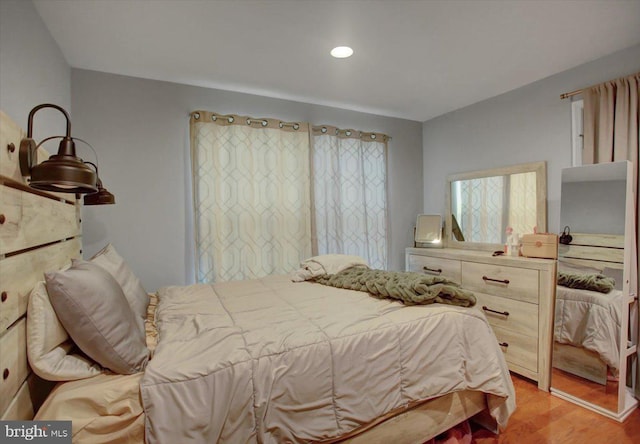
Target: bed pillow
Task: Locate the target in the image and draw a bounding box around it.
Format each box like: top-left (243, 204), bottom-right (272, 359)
top-left (45, 260), bottom-right (149, 374)
top-left (90, 244), bottom-right (149, 334)
top-left (27, 281), bottom-right (103, 381)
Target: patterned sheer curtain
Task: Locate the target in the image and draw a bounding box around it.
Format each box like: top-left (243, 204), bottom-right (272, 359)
top-left (453, 173), bottom-right (536, 243)
top-left (508, 172), bottom-right (538, 235)
top-left (455, 176), bottom-right (504, 243)
top-left (190, 111), bottom-right (312, 282)
top-left (582, 72), bottom-right (639, 399)
top-left (311, 126), bottom-right (389, 269)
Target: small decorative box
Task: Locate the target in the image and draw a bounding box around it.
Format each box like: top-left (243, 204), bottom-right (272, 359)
top-left (521, 233), bottom-right (558, 259)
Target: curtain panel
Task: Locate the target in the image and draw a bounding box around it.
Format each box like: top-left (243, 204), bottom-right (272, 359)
top-left (508, 172), bottom-right (538, 235)
top-left (311, 126), bottom-right (389, 269)
top-left (456, 176), bottom-right (504, 244)
top-left (582, 72), bottom-right (639, 399)
top-left (190, 111), bottom-right (312, 282)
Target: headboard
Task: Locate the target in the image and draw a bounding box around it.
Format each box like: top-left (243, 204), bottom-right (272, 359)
top-left (0, 110), bottom-right (82, 420)
top-left (558, 232), bottom-right (624, 273)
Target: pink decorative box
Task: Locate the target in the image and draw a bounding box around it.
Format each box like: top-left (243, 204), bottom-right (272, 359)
top-left (521, 234), bottom-right (558, 259)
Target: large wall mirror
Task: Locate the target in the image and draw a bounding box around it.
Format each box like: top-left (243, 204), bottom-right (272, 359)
top-left (550, 160), bottom-right (638, 421)
top-left (445, 161), bottom-right (547, 251)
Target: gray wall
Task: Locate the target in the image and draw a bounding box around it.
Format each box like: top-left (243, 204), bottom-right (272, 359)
top-left (422, 44), bottom-right (640, 237)
top-left (72, 70), bottom-right (423, 290)
top-left (4, 0), bottom-right (638, 292)
top-left (560, 180), bottom-right (627, 235)
top-left (0, 0), bottom-right (71, 139)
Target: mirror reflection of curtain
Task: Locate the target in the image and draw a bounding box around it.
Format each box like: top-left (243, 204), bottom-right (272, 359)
top-left (457, 176), bottom-right (504, 243)
top-left (509, 172), bottom-right (538, 235)
top-left (583, 72), bottom-right (639, 399)
top-left (454, 173), bottom-right (537, 243)
top-left (311, 127), bottom-right (388, 269)
top-left (190, 111), bottom-right (312, 282)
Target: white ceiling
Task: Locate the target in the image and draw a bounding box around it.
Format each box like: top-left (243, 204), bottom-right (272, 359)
top-left (34, 0), bottom-right (640, 122)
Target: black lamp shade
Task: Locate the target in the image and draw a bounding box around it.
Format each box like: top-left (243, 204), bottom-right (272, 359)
top-left (84, 178), bottom-right (115, 205)
top-left (19, 104), bottom-right (100, 195)
top-left (29, 137), bottom-right (98, 193)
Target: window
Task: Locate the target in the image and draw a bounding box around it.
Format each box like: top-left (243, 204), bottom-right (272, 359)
top-left (311, 128), bottom-right (388, 269)
top-left (190, 112), bottom-right (312, 282)
top-left (190, 112), bottom-right (390, 282)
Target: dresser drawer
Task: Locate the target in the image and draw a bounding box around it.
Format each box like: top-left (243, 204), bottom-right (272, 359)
top-left (475, 292), bottom-right (538, 337)
top-left (461, 262), bottom-right (539, 304)
top-left (407, 254), bottom-right (461, 283)
top-left (492, 324), bottom-right (538, 374)
top-left (0, 318), bottom-right (29, 417)
top-left (405, 247), bottom-right (555, 390)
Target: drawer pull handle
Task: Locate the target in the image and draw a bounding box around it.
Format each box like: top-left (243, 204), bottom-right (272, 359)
top-left (0, 291), bottom-right (6, 302)
top-left (3, 368), bottom-right (9, 380)
top-left (498, 342), bottom-right (509, 348)
top-left (422, 266), bottom-right (442, 274)
top-left (482, 275), bottom-right (510, 285)
top-left (482, 306), bottom-right (509, 317)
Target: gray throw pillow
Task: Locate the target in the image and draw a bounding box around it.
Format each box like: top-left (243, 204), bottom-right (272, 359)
top-left (45, 260), bottom-right (149, 374)
top-left (90, 244), bottom-right (149, 335)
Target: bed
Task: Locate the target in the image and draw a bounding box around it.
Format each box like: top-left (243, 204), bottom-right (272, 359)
top-left (553, 233), bottom-right (625, 385)
top-left (0, 110), bottom-right (515, 443)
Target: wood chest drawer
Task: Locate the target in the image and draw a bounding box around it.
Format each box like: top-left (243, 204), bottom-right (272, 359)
top-left (405, 247), bottom-right (556, 390)
top-left (0, 318), bottom-right (28, 417)
top-left (492, 324), bottom-right (538, 374)
top-left (407, 254), bottom-right (461, 283)
top-left (474, 292), bottom-right (538, 337)
top-left (461, 262), bottom-right (539, 304)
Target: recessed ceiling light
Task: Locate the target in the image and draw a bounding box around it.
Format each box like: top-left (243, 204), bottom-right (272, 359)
top-left (330, 46), bottom-right (353, 58)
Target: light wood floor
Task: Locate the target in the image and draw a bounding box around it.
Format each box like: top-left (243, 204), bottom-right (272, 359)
top-left (472, 374), bottom-right (640, 443)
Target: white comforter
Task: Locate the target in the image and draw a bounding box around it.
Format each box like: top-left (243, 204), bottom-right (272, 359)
top-left (141, 275), bottom-right (515, 443)
top-left (554, 286), bottom-right (622, 370)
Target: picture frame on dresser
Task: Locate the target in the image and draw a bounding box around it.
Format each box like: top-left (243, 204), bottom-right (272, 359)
top-left (409, 161), bottom-right (556, 391)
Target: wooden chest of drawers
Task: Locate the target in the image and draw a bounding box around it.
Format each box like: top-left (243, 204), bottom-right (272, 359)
top-left (406, 247), bottom-right (556, 391)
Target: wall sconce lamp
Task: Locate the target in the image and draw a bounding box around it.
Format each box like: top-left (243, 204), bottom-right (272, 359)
top-left (83, 162), bottom-right (115, 205)
top-left (19, 103), bottom-right (98, 194)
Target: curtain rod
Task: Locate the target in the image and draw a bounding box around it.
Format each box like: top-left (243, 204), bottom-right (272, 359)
top-left (560, 71), bottom-right (640, 99)
top-left (560, 89), bottom-right (582, 100)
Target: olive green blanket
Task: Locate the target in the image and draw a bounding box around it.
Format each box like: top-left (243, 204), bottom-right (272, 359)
top-left (312, 266), bottom-right (476, 307)
top-left (557, 271), bottom-right (615, 294)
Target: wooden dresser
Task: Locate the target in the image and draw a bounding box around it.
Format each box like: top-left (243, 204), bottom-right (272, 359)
top-left (406, 247), bottom-right (556, 391)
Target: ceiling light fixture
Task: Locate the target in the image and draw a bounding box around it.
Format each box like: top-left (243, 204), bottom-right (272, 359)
top-left (330, 46), bottom-right (353, 58)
